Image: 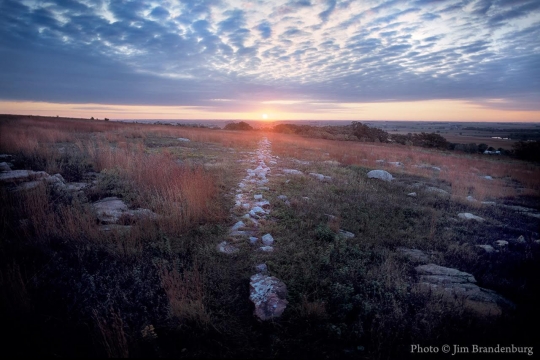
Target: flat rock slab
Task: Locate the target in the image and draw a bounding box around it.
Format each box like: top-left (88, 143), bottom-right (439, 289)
top-left (367, 170), bottom-right (393, 182)
top-left (308, 172), bottom-right (332, 182)
top-left (283, 169), bottom-right (303, 175)
top-left (92, 197), bottom-right (128, 224)
top-left (249, 274), bottom-right (288, 320)
top-left (415, 264), bottom-right (512, 316)
top-left (177, 138), bottom-right (190, 142)
top-left (458, 213), bottom-right (485, 222)
top-left (0, 170), bottom-right (49, 183)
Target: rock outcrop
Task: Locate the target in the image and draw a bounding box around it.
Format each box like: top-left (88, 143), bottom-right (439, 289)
top-left (415, 264), bottom-right (513, 316)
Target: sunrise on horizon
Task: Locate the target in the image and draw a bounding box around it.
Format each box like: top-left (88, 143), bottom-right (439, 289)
top-left (1, 0), bottom-right (539, 121)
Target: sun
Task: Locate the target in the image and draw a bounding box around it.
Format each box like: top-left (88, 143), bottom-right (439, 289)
top-left (262, 113), bottom-right (268, 120)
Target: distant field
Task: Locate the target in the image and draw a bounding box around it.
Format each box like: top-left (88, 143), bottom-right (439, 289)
top-left (442, 133), bottom-right (516, 149)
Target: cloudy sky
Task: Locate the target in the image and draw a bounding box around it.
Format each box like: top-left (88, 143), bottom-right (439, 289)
top-left (1, 0), bottom-right (539, 121)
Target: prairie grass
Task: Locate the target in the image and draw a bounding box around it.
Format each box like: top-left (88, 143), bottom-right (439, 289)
top-left (1, 116), bottom-right (539, 359)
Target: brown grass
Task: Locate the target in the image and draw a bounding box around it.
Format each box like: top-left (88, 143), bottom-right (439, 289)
top-left (267, 133), bottom-right (540, 201)
top-left (158, 262), bottom-right (210, 326)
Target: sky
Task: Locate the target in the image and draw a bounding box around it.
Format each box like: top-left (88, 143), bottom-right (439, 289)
top-left (0, 0), bottom-right (539, 121)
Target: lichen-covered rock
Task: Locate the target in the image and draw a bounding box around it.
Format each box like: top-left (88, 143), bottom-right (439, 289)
top-left (367, 170), bottom-right (393, 182)
top-left (249, 274), bottom-right (288, 320)
top-left (415, 264), bottom-right (513, 316)
top-left (92, 197), bottom-right (128, 224)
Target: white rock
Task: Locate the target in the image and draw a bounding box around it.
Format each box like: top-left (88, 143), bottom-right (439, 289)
top-left (483, 176), bottom-right (493, 180)
top-left (476, 245), bottom-right (496, 253)
top-left (494, 240), bottom-right (508, 248)
top-left (254, 194), bottom-right (263, 200)
top-left (259, 246), bottom-right (274, 252)
top-left (407, 192), bottom-right (417, 197)
top-left (388, 161), bottom-right (403, 167)
top-left (458, 213), bottom-right (485, 222)
top-left (367, 170), bottom-right (393, 182)
top-left (283, 169), bottom-right (303, 175)
top-left (308, 172), bottom-right (332, 182)
top-left (177, 137), bottom-right (190, 142)
top-left (249, 237), bottom-right (259, 244)
top-left (262, 233), bottom-right (274, 246)
top-left (338, 230), bottom-right (355, 239)
top-left (516, 235), bottom-right (526, 244)
top-left (277, 195), bottom-right (288, 200)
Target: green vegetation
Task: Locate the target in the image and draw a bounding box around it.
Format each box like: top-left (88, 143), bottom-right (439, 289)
top-left (1, 115), bottom-right (539, 358)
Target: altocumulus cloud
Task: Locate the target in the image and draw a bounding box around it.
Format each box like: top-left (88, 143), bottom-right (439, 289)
top-left (0, 0), bottom-right (539, 112)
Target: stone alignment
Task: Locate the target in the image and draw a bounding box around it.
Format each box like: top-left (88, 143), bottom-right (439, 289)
top-left (217, 137), bottom-right (288, 320)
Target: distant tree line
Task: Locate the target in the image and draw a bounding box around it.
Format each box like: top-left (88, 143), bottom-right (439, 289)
top-left (222, 120), bottom-right (539, 162)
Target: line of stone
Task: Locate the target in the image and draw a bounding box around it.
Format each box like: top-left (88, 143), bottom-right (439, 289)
top-left (217, 137), bottom-right (288, 321)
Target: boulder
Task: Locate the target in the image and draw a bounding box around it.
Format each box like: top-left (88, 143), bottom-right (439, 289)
top-left (92, 197), bottom-right (128, 224)
top-left (415, 264), bottom-right (513, 316)
top-left (0, 162), bottom-right (11, 172)
top-left (367, 170), bottom-right (393, 182)
top-left (249, 274), bottom-right (288, 320)
top-left (458, 213), bottom-right (485, 222)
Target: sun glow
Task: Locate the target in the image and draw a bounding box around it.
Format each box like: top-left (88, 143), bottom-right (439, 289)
top-left (262, 113), bottom-right (268, 119)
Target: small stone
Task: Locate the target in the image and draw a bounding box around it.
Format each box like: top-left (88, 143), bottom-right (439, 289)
top-left (260, 246), bottom-right (274, 252)
top-left (255, 263), bottom-right (268, 273)
top-left (476, 245), bottom-right (496, 253)
top-left (494, 240), bottom-right (508, 248)
top-left (458, 213), bottom-right (485, 222)
top-left (262, 233), bottom-right (274, 246)
top-left (277, 195), bottom-right (288, 200)
top-left (177, 137), bottom-right (190, 142)
top-left (249, 237), bottom-right (258, 244)
top-left (407, 192), bottom-right (417, 197)
top-left (338, 229), bottom-right (355, 239)
top-left (217, 241), bottom-right (239, 254)
top-left (516, 235), bottom-right (526, 244)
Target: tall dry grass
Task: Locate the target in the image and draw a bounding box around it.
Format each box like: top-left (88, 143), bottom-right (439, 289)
top-left (158, 262), bottom-right (210, 326)
top-left (267, 133), bottom-right (540, 201)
